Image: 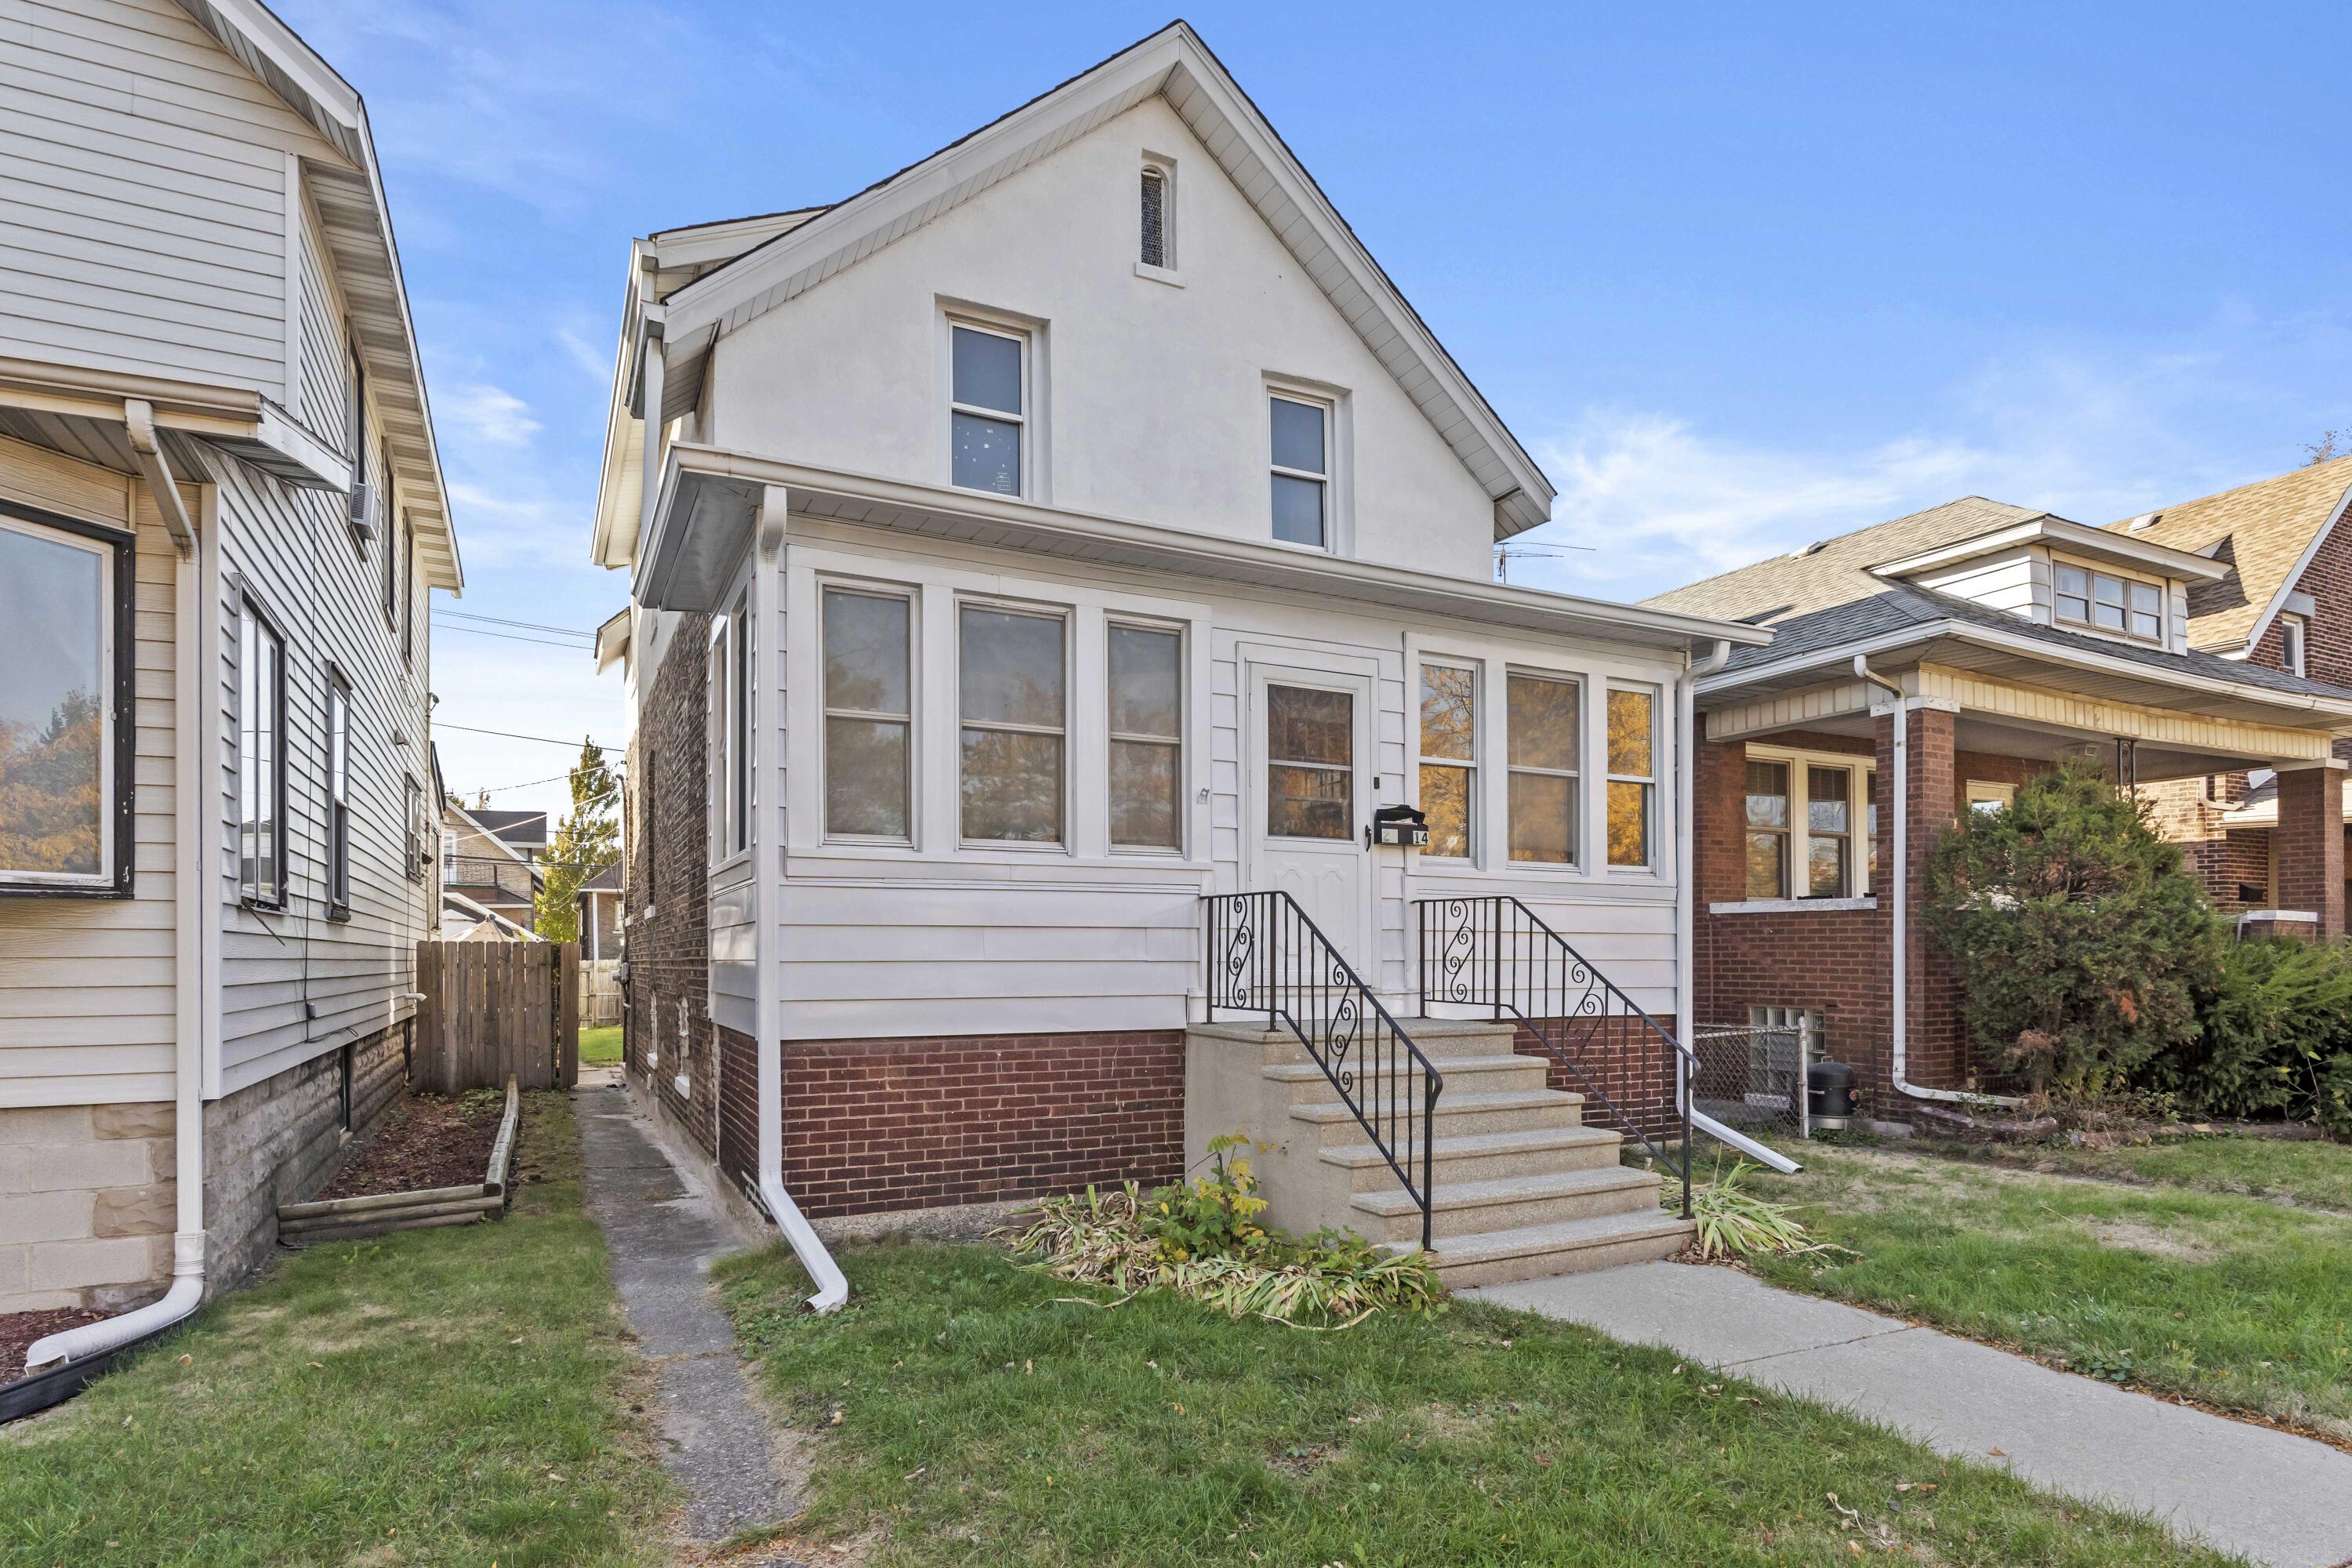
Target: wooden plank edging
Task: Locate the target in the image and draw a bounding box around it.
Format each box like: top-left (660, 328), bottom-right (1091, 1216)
top-left (485, 1076), bottom-right (521, 1199)
top-left (278, 1182), bottom-right (490, 1221)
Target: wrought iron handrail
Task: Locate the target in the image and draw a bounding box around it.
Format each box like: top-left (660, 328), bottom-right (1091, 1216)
top-left (1414, 895), bottom-right (1693, 1218)
top-left (1201, 891), bottom-right (1443, 1250)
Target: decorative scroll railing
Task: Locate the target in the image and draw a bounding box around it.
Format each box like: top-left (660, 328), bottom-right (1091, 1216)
top-left (1414, 895), bottom-right (1693, 1218)
top-left (1201, 891), bottom-right (1442, 1250)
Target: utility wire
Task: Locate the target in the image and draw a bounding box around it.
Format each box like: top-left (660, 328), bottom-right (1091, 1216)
top-left (437, 609), bottom-right (599, 637)
top-left (435, 720), bottom-right (622, 752)
top-left (435, 623), bottom-right (597, 650)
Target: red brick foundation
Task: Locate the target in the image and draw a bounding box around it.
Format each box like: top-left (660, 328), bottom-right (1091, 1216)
top-left (1511, 1014), bottom-right (1682, 1142)
top-left (776, 1030), bottom-right (1185, 1218)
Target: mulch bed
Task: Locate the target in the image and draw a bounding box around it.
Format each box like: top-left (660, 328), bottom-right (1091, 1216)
top-left (1, 1308), bottom-right (106, 1382)
top-left (317, 1090), bottom-right (505, 1201)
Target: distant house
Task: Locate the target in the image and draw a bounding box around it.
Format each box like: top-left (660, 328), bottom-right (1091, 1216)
top-left (466, 807), bottom-right (549, 866)
top-left (440, 889), bottom-right (539, 943)
top-left (575, 864), bottom-right (624, 1025)
top-left (439, 800), bottom-right (543, 936)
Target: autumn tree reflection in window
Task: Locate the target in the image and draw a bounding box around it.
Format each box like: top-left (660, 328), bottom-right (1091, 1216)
top-left (0, 514), bottom-right (112, 884)
top-left (1606, 686), bottom-right (1656, 869)
top-left (960, 605), bottom-right (1065, 843)
top-left (1417, 663), bottom-right (1474, 858)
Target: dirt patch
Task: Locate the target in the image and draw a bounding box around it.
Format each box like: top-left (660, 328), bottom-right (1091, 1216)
top-left (2081, 1218), bottom-right (2218, 1262)
top-left (1267, 1440), bottom-right (1339, 1476)
top-left (317, 1089), bottom-right (504, 1200)
top-left (1, 1308), bottom-right (107, 1381)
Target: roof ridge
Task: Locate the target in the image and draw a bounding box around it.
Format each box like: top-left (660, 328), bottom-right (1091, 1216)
top-left (2107, 452), bottom-right (2352, 528)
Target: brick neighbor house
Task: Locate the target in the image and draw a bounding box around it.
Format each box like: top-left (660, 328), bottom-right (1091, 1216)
top-left (587, 24), bottom-right (1768, 1298)
top-left (1643, 474), bottom-right (2352, 1123)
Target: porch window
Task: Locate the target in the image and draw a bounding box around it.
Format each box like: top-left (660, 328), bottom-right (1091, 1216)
top-left (2054, 561), bottom-right (2162, 643)
top-left (950, 323), bottom-right (1025, 496)
top-left (326, 669), bottom-right (351, 917)
top-left (1506, 673), bottom-right (1578, 865)
top-left (1265, 684), bottom-right (1352, 839)
top-left (238, 593), bottom-right (288, 908)
top-left (821, 588), bottom-right (912, 841)
top-left (1806, 765), bottom-right (1850, 897)
top-left (1966, 779), bottom-right (2014, 816)
top-left (1269, 395), bottom-right (1328, 548)
top-left (1744, 760), bottom-right (1789, 898)
top-left (1108, 622), bottom-right (1182, 851)
top-left (960, 605), bottom-right (1065, 844)
top-left (1606, 686), bottom-right (1657, 869)
top-left (1417, 663), bottom-right (1475, 858)
top-left (0, 508), bottom-right (129, 894)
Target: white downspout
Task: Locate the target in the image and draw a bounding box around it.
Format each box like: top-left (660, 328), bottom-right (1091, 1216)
top-left (749, 498), bottom-right (847, 1312)
top-left (1675, 641), bottom-right (1801, 1174)
top-left (27, 442), bottom-right (209, 1371)
top-left (1853, 655), bottom-right (2022, 1110)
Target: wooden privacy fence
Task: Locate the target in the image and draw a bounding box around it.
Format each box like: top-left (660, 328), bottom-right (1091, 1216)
top-left (581, 956), bottom-right (623, 1025)
top-left (413, 941), bottom-right (579, 1094)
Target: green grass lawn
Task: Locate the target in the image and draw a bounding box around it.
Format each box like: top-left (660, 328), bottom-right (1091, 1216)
top-left (1743, 1143), bottom-right (2352, 1443)
top-left (1904, 1132), bottom-right (2352, 1214)
top-left (578, 1025), bottom-right (622, 1066)
top-left (0, 1093), bottom-right (672, 1568)
top-left (715, 1240), bottom-right (2230, 1567)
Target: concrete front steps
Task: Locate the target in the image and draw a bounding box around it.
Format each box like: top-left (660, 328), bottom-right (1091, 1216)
top-left (1184, 1018), bottom-right (1693, 1288)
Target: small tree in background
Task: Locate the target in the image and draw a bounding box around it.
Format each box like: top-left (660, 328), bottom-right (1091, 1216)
top-left (533, 739), bottom-right (619, 942)
top-left (1922, 760), bottom-right (2221, 1096)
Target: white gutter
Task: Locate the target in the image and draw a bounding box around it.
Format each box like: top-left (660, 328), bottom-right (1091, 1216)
top-left (749, 503), bottom-right (847, 1313)
top-left (1675, 640), bottom-right (1802, 1174)
top-left (1852, 655), bottom-right (2023, 1111)
top-left (28, 466), bottom-right (212, 1371)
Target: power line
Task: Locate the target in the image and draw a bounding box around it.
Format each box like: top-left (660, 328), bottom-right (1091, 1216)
top-left (438, 609), bottom-right (599, 638)
top-left (435, 623), bottom-right (597, 651)
top-left (435, 720), bottom-right (622, 752)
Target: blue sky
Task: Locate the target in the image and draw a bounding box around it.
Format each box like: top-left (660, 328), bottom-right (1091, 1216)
top-left (274, 1), bottom-right (2352, 822)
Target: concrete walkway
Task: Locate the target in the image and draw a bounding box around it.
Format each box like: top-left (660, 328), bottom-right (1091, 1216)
top-left (1472, 1262), bottom-right (2352, 1568)
top-left (575, 1083), bottom-right (796, 1544)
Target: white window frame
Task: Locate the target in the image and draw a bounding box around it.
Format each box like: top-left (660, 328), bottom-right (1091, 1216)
top-left (1605, 684), bottom-right (1661, 873)
top-left (946, 317), bottom-right (1029, 500)
top-left (237, 587), bottom-right (289, 910)
top-left (325, 666), bottom-right (351, 918)
top-left (1741, 754), bottom-right (1792, 900)
top-left (1504, 668), bottom-right (1581, 869)
top-left (956, 598), bottom-right (1071, 850)
top-left (731, 588), bottom-right (753, 857)
top-left (818, 582), bottom-right (917, 847)
top-left (2053, 555), bottom-right (2165, 644)
top-left (1268, 389), bottom-right (1333, 553)
top-left (1741, 743), bottom-right (1876, 900)
top-left (0, 508), bottom-right (128, 895)
top-left (1416, 660), bottom-right (1477, 861)
top-left (1106, 616), bottom-right (1185, 855)
top-left (2281, 612), bottom-right (2307, 677)
top-left (1966, 779), bottom-right (2016, 816)
top-left (707, 614), bottom-right (737, 869)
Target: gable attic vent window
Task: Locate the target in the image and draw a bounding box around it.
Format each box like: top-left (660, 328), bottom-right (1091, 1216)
top-left (1140, 165), bottom-right (1169, 269)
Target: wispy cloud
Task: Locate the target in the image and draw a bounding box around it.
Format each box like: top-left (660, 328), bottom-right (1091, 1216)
top-left (555, 324), bottom-right (615, 386)
top-left (440, 382), bottom-right (541, 446)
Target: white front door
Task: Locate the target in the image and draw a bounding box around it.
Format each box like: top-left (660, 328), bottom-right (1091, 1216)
top-left (1245, 660), bottom-right (1374, 974)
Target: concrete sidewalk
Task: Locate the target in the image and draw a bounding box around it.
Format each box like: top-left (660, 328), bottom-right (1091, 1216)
top-left (1473, 1261), bottom-right (2352, 1568)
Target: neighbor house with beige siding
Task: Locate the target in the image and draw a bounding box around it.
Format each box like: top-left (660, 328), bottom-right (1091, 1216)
top-left (0, 0), bottom-right (459, 1351)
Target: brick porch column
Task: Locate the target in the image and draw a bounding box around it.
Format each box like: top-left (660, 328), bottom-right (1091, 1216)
top-left (2274, 761), bottom-right (2347, 940)
top-left (1900, 705), bottom-right (1965, 1094)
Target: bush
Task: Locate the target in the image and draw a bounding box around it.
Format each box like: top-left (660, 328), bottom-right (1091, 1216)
top-left (1923, 760), bottom-right (2222, 1094)
top-left (2147, 936), bottom-right (2352, 1134)
top-left (1666, 1158), bottom-right (1849, 1262)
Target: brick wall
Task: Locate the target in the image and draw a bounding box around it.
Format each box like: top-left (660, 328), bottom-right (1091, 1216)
top-left (717, 1023), bottom-right (758, 1198)
top-left (779, 1031), bottom-right (1185, 1218)
top-left (1512, 1014), bottom-right (1681, 1142)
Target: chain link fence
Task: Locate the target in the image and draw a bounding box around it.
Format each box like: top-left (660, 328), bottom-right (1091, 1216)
top-left (1687, 1021), bottom-right (1811, 1142)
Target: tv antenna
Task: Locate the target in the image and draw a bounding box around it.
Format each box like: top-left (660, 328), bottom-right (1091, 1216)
top-left (1494, 538), bottom-right (1595, 584)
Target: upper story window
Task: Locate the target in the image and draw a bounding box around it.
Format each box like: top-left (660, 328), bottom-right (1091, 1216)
top-left (2055, 561), bottom-right (2161, 643)
top-left (1605, 687), bottom-right (1657, 870)
top-left (959, 604), bottom-right (1065, 844)
top-left (1108, 623), bottom-right (1182, 851)
top-left (822, 587), bottom-right (913, 841)
top-left (403, 525), bottom-right (417, 668)
top-left (950, 323), bottom-right (1025, 497)
top-left (325, 669), bottom-right (351, 918)
top-left (382, 508), bottom-right (401, 627)
top-left (405, 775), bottom-right (424, 883)
top-left (710, 595), bottom-right (754, 860)
top-left (2281, 613), bottom-right (2308, 677)
top-left (1140, 165), bottom-right (1170, 269)
top-left (1417, 663), bottom-right (1475, 859)
top-left (1269, 394), bottom-right (1329, 548)
top-left (238, 592), bottom-right (288, 909)
top-left (1506, 672), bottom-right (1578, 866)
top-left (0, 506), bottom-right (130, 895)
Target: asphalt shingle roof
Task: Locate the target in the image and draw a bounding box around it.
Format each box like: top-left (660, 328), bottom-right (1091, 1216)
top-left (2099, 454), bottom-right (2352, 652)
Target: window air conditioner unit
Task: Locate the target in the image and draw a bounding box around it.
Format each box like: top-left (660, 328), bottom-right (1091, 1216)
top-left (347, 480), bottom-right (379, 540)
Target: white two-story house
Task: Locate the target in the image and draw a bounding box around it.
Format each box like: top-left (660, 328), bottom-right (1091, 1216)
top-left (590, 24), bottom-right (1762, 1298)
top-left (0, 0), bottom-right (458, 1362)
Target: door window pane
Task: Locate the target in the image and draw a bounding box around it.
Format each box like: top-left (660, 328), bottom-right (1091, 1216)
top-left (1109, 625), bottom-right (1181, 850)
top-left (1266, 683), bottom-right (1351, 839)
top-left (0, 520), bottom-right (106, 879)
top-left (960, 607), bottom-right (1065, 843)
top-left (822, 590), bottom-right (910, 840)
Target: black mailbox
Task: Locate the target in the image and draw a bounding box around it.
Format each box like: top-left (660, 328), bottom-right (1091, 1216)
top-left (1367, 803), bottom-right (1430, 849)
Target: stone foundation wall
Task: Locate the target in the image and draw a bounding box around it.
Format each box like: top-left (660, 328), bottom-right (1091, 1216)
top-left (0, 1102), bottom-right (176, 1313)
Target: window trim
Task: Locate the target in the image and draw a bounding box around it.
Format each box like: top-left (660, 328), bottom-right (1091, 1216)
top-left (1416, 659), bottom-right (1477, 862)
top-left (0, 501), bottom-right (134, 898)
top-left (1106, 616), bottom-right (1185, 855)
top-left (235, 584), bottom-right (290, 910)
top-left (2053, 555), bottom-right (2165, 644)
top-left (404, 774), bottom-right (424, 884)
top-left (1743, 756), bottom-right (1791, 900)
top-left (1504, 668), bottom-right (1583, 869)
top-left (401, 524), bottom-right (417, 669)
top-left (818, 582), bottom-right (917, 847)
top-left (325, 664), bottom-right (352, 920)
top-left (1742, 742), bottom-right (1877, 900)
top-left (1605, 684), bottom-right (1661, 873)
top-left (2281, 612), bottom-right (2307, 677)
top-left (946, 317), bottom-right (1029, 500)
top-left (1966, 779), bottom-right (2016, 815)
top-left (1268, 390), bottom-right (1332, 552)
top-left (956, 598), bottom-right (1071, 850)
top-left (1137, 154), bottom-right (1178, 281)
top-left (345, 337), bottom-right (370, 554)
top-left (381, 505), bottom-right (400, 628)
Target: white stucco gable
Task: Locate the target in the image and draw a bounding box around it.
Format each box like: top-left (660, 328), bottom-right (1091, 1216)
top-left (644, 22), bottom-right (1552, 546)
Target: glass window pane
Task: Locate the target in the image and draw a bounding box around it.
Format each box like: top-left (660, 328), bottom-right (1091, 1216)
top-left (960, 608), bottom-right (1064, 728)
top-left (1745, 831), bottom-right (1784, 899)
top-left (2056, 593), bottom-right (2089, 622)
top-left (824, 591), bottom-right (909, 716)
top-left (1607, 779), bottom-right (1651, 866)
top-left (2129, 581), bottom-right (2161, 613)
top-left (1507, 674), bottom-right (1578, 771)
top-left (1267, 684), bottom-right (1351, 766)
top-left (2130, 611), bottom-right (2161, 640)
top-left (1110, 739), bottom-right (1181, 848)
top-left (1744, 760), bottom-right (1788, 829)
top-left (1806, 766), bottom-right (1849, 833)
top-left (1267, 764), bottom-right (1351, 839)
top-left (826, 717), bottom-right (908, 837)
top-left (1269, 396), bottom-right (1324, 474)
top-left (0, 524), bottom-right (105, 877)
top-left (960, 728), bottom-right (1062, 841)
top-left (2093, 600), bottom-right (2125, 630)
top-left (950, 325), bottom-right (1022, 415)
top-left (1508, 771), bottom-right (1575, 863)
top-left (1271, 474), bottom-right (1324, 546)
top-left (1607, 689), bottom-right (1654, 776)
top-left (2092, 574), bottom-right (2125, 606)
top-left (1420, 763), bottom-right (1470, 858)
top-left (1807, 834), bottom-right (1848, 896)
top-left (1866, 771), bottom-right (1879, 877)
top-left (1420, 666), bottom-right (1474, 761)
top-left (1139, 169), bottom-right (1166, 268)
top-left (951, 412), bottom-right (1021, 495)
top-left (2056, 564), bottom-right (2089, 596)
top-left (1109, 626), bottom-right (1180, 739)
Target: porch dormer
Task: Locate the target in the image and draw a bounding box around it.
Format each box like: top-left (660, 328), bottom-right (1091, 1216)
top-left (1868, 514), bottom-right (2227, 656)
